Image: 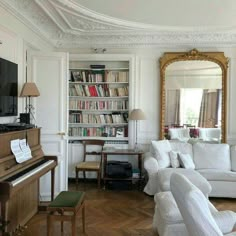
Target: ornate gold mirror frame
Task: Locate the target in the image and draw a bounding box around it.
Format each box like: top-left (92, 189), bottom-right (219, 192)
top-left (159, 49), bottom-right (228, 143)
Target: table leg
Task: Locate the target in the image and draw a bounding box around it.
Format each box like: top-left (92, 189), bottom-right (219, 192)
top-left (138, 154), bottom-right (143, 190)
top-left (103, 154), bottom-right (107, 189)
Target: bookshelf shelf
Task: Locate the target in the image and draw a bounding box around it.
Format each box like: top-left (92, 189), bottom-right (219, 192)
top-left (70, 67), bottom-right (129, 71)
top-left (69, 136), bottom-right (129, 141)
top-left (68, 109), bottom-right (129, 113)
top-left (68, 59), bottom-right (130, 141)
top-left (69, 81), bottom-right (129, 85)
top-left (69, 96), bottom-right (128, 99)
top-left (68, 123), bottom-right (129, 126)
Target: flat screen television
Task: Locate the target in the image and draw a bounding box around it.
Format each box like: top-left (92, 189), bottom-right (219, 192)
top-left (0, 58), bottom-right (18, 117)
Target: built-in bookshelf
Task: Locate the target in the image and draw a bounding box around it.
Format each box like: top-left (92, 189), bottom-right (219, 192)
top-left (68, 59), bottom-right (130, 142)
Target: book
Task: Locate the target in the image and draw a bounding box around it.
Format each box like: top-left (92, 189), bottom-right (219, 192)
top-left (116, 127), bottom-right (124, 137)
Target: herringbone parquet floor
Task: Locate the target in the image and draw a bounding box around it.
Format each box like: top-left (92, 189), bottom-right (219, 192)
top-left (21, 181), bottom-right (236, 236)
top-left (22, 181), bottom-right (155, 236)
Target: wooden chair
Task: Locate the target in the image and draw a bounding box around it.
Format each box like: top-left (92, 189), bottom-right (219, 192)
top-left (47, 191), bottom-right (85, 236)
top-left (75, 140), bottom-right (105, 188)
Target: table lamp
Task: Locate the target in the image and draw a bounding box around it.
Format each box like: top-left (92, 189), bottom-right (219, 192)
top-left (20, 82), bottom-right (40, 124)
top-left (129, 109), bottom-right (146, 151)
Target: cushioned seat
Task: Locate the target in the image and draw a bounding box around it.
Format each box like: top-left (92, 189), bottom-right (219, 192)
top-left (76, 161), bottom-right (100, 170)
top-left (198, 169), bottom-right (236, 182)
top-left (75, 140), bottom-right (105, 188)
top-left (157, 168), bottom-right (212, 197)
top-left (47, 191), bottom-right (85, 236)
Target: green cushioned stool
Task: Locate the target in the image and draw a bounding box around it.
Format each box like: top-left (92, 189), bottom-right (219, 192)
top-left (47, 191), bottom-right (85, 236)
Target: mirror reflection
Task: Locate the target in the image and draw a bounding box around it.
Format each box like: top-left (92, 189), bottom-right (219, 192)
top-left (165, 61), bottom-right (222, 142)
top-left (160, 49), bottom-right (228, 143)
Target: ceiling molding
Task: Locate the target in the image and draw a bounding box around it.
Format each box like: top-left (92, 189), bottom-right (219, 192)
top-left (1, 0), bottom-right (236, 49)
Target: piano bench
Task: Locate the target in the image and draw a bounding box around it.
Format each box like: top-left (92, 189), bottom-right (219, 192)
top-left (47, 191), bottom-right (85, 236)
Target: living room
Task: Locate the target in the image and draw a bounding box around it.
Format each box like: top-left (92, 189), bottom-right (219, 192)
top-left (0, 0), bottom-right (236, 235)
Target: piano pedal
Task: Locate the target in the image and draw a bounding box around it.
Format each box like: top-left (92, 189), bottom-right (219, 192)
top-left (12, 225), bottom-right (27, 236)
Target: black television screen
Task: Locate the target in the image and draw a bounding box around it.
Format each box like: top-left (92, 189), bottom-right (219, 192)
top-left (0, 58), bottom-right (18, 117)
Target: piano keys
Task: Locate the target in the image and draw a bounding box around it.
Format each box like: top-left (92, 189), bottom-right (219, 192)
top-left (0, 128), bottom-right (57, 234)
top-left (11, 159), bottom-right (55, 186)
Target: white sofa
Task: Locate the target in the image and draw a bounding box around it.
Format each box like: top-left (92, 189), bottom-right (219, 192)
top-left (144, 139), bottom-right (236, 198)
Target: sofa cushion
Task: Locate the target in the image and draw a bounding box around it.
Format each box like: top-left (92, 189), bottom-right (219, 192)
top-left (198, 169), bottom-right (236, 182)
top-left (169, 151), bottom-right (180, 168)
top-left (179, 153), bottom-right (195, 169)
top-left (170, 141), bottom-right (193, 157)
top-left (230, 145), bottom-right (236, 172)
top-left (151, 140), bottom-right (171, 168)
top-left (157, 168), bottom-right (212, 197)
top-left (193, 143), bottom-right (231, 171)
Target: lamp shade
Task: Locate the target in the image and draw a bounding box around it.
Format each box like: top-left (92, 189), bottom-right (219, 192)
top-left (20, 82), bottom-right (40, 97)
top-left (129, 109), bottom-right (146, 120)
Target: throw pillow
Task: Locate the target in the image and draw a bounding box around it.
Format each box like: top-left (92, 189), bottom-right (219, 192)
top-left (169, 150), bottom-right (180, 168)
top-left (179, 153), bottom-right (195, 169)
top-left (151, 140), bottom-right (171, 168)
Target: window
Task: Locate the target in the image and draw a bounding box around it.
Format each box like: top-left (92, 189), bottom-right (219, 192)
top-left (180, 89), bottom-right (203, 126)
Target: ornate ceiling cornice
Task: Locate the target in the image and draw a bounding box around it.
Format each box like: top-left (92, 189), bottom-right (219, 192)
top-left (1, 0), bottom-right (236, 49)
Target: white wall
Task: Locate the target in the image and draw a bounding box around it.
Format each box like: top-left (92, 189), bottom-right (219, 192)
top-left (0, 24), bottom-right (22, 124)
top-left (0, 5), bottom-right (53, 124)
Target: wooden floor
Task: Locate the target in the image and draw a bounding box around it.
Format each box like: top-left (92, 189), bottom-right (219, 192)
top-left (20, 181), bottom-right (236, 236)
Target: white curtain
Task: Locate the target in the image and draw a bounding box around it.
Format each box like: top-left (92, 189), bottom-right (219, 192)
top-left (165, 89), bottom-right (180, 126)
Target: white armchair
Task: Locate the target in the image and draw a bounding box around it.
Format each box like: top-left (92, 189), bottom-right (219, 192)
top-left (198, 128), bottom-right (221, 142)
top-left (170, 173), bottom-right (236, 236)
top-left (168, 128), bottom-right (190, 142)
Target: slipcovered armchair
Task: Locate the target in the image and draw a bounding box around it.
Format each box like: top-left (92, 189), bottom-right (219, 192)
top-left (198, 128), bottom-right (221, 143)
top-left (170, 173), bottom-right (236, 236)
top-left (168, 128), bottom-right (190, 142)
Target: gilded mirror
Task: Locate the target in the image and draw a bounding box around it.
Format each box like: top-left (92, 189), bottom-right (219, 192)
top-left (159, 49), bottom-right (228, 143)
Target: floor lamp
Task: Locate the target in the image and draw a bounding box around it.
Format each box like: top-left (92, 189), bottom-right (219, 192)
top-left (129, 109), bottom-right (146, 151)
top-left (20, 82), bottom-right (40, 124)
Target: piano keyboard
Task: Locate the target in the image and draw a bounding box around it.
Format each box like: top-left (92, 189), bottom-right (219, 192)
top-left (12, 160), bottom-right (54, 186)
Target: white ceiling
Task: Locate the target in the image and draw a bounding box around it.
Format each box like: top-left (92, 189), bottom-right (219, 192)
top-left (1, 0), bottom-right (236, 49)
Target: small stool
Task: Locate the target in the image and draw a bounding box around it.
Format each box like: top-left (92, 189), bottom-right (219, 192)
top-left (47, 191), bottom-right (85, 236)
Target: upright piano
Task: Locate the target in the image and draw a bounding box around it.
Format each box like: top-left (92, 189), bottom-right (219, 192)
top-left (0, 128), bottom-right (57, 233)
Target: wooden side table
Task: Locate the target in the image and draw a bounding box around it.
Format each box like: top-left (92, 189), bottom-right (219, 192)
top-left (102, 149), bottom-right (144, 189)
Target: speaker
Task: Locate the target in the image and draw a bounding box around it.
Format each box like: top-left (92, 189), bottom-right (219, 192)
top-left (20, 113), bottom-right (30, 124)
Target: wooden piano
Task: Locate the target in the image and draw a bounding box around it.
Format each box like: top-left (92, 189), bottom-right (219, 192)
top-left (0, 128), bottom-right (57, 234)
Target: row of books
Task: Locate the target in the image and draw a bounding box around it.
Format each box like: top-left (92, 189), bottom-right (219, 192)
top-left (68, 126), bottom-right (128, 137)
top-left (71, 71), bottom-right (104, 82)
top-left (69, 100), bottom-right (128, 110)
top-left (70, 70), bottom-right (128, 83)
top-left (69, 113), bottom-right (128, 124)
top-left (105, 71), bottom-right (128, 82)
top-left (69, 84), bottom-right (129, 97)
